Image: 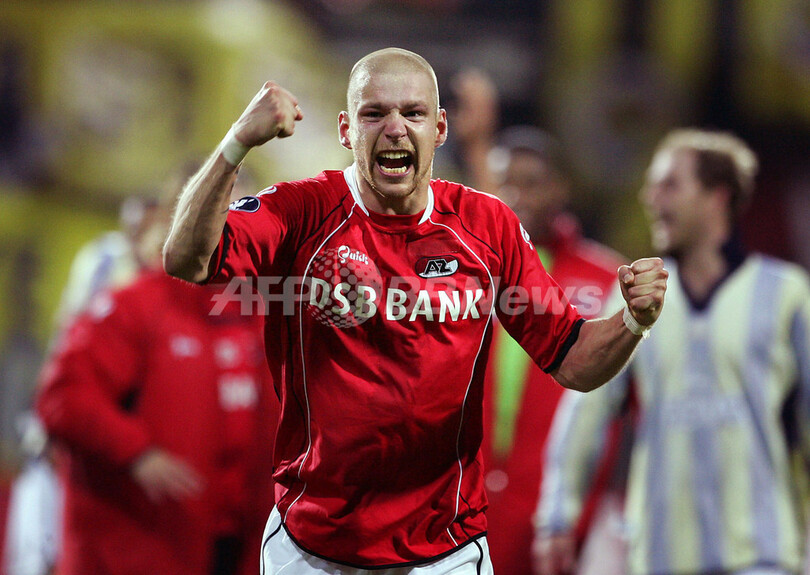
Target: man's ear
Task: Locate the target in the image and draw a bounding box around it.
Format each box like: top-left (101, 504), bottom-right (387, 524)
top-left (338, 111), bottom-right (352, 150)
top-left (435, 108), bottom-right (448, 148)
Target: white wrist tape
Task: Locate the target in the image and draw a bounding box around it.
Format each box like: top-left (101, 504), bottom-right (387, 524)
top-left (220, 126), bottom-right (250, 166)
top-left (623, 307), bottom-right (651, 339)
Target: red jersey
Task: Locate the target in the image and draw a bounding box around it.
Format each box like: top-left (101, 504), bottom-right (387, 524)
top-left (210, 166), bottom-right (583, 567)
top-left (481, 215), bottom-right (626, 574)
top-left (37, 271), bottom-right (278, 575)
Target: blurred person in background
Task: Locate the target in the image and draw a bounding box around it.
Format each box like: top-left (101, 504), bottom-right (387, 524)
top-left (445, 68), bottom-right (500, 195)
top-left (452, 68), bottom-right (631, 575)
top-left (534, 128), bottom-right (810, 575)
top-left (52, 194), bottom-right (162, 335)
top-left (52, 161), bottom-right (261, 335)
top-left (1, 161), bottom-right (263, 574)
top-left (35, 171), bottom-right (279, 575)
top-left (162, 46), bottom-right (668, 573)
top-left (1, 200), bottom-right (155, 575)
top-left (1, 164), bottom-right (198, 575)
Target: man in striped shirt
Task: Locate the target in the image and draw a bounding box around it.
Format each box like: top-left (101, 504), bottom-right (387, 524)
top-left (535, 129), bottom-right (810, 575)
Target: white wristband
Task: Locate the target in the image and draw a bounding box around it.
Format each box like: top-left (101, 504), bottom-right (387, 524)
top-left (220, 126), bottom-right (250, 166)
top-left (623, 307), bottom-right (651, 339)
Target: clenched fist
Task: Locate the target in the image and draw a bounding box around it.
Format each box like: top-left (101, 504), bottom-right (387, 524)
top-left (231, 81), bottom-right (304, 149)
top-left (618, 257), bottom-right (668, 328)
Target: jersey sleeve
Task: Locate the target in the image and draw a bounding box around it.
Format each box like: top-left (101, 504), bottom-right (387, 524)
top-left (36, 289), bottom-right (152, 467)
top-left (494, 213), bottom-right (584, 373)
top-left (206, 183), bottom-right (305, 283)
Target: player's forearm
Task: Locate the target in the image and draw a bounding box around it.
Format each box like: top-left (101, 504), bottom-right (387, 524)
top-left (163, 150), bottom-right (238, 283)
top-left (550, 310), bottom-right (641, 392)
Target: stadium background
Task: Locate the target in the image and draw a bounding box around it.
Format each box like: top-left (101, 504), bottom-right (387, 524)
top-left (1, 0), bottom-right (810, 564)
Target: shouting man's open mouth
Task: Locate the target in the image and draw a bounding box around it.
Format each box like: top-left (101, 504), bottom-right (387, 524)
top-left (377, 150), bottom-right (414, 176)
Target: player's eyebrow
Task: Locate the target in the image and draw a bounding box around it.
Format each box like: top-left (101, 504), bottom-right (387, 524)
top-left (359, 100), bottom-right (430, 112)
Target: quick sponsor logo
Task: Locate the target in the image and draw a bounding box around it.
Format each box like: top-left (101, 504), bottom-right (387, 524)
top-left (336, 245), bottom-right (369, 265)
top-left (415, 255), bottom-right (459, 278)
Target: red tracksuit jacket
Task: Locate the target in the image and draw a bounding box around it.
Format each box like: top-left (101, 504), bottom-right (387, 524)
top-left (37, 270), bottom-right (278, 575)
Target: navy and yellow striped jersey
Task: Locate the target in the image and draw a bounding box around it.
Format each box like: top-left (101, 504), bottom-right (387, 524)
top-left (538, 255), bottom-right (810, 575)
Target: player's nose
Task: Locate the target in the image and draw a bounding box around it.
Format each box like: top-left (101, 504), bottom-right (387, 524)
top-left (383, 112), bottom-right (407, 140)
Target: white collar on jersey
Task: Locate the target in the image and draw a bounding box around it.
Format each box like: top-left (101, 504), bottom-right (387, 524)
top-left (343, 163), bottom-right (434, 224)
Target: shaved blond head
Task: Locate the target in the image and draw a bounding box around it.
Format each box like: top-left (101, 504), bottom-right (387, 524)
top-left (347, 48), bottom-right (440, 115)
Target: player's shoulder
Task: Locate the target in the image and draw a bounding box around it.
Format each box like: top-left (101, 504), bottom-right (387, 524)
top-left (748, 253), bottom-right (807, 280)
top-left (429, 179), bottom-right (526, 259)
top-left (749, 253), bottom-right (810, 293)
top-left (272, 170), bottom-right (347, 197)
top-left (229, 170), bottom-right (349, 216)
top-left (430, 178), bottom-right (514, 220)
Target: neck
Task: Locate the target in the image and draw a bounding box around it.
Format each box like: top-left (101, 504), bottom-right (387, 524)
top-left (675, 223), bottom-right (743, 302)
top-left (355, 168), bottom-right (430, 215)
top-left (362, 188), bottom-right (428, 215)
top-left (677, 245), bottom-right (729, 302)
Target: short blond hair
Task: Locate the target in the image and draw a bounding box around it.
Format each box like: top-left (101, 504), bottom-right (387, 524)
top-left (655, 128), bottom-right (759, 214)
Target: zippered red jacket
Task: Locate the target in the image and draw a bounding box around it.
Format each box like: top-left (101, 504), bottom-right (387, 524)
top-left (37, 270), bottom-right (278, 575)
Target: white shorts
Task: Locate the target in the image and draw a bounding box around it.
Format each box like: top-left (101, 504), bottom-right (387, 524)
top-left (260, 507), bottom-right (494, 575)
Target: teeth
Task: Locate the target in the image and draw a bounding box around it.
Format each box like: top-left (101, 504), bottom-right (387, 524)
top-left (380, 165), bottom-right (408, 174)
top-left (378, 151), bottom-right (410, 159)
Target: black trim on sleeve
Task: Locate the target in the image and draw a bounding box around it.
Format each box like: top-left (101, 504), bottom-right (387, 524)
top-left (543, 317), bottom-right (585, 373)
top-left (201, 223), bottom-right (232, 285)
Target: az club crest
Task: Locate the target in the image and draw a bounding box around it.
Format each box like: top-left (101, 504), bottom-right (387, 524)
top-left (415, 256), bottom-right (459, 278)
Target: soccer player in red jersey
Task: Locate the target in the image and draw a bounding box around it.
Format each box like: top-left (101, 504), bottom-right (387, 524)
top-left (164, 47), bottom-right (668, 573)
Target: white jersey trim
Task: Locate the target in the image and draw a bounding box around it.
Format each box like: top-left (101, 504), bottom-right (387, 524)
top-left (286, 202), bottom-right (361, 522)
top-left (343, 164), bottom-right (434, 224)
top-left (427, 217), bottom-right (496, 545)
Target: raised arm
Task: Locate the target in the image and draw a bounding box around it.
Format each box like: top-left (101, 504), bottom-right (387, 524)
top-left (163, 82), bottom-right (303, 283)
top-left (551, 257), bottom-right (668, 392)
